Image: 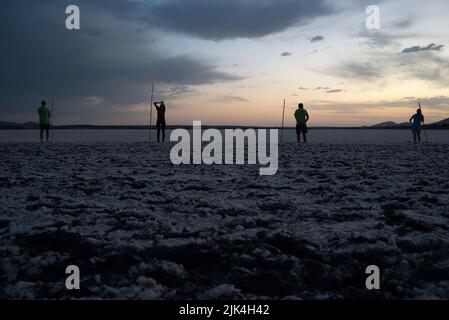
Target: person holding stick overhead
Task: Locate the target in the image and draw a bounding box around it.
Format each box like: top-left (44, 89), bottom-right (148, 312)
top-left (409, 106), bottom-right (425, 144)
top-left (419, 102), bottom-right (429, 143)
top-left (153, 101), bottom-right (167, 143)
top-left (295, 103), bottom-right (310, 144)
top-left (38, 100), bottom-right (51, 143)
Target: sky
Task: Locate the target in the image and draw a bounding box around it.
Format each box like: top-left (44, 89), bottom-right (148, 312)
top-left (1, 0), bottom-right (449, 127)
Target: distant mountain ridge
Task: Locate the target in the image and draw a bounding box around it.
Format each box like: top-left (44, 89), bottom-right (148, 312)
top-left (0, 121), bottom-right (39, 129)
top-left (370, 121), bottom-right (400, 128)
top-left (431, 118), bottom-right (449, 126)
top-left (370, 121), bottom-right (410, 128)
top-left (370, 117), bottom-right (449, 129)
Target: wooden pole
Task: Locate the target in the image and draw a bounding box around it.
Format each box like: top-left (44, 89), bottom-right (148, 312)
top-left (50, 96), bottom-right (54, 142)
top-left (281, 99), bottom-right (286, 143)
top-left (149, 83), bottom-right (154, 142)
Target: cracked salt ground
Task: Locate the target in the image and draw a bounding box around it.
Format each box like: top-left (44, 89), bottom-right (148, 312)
top-left (1, 142), bottom-right (449, 299)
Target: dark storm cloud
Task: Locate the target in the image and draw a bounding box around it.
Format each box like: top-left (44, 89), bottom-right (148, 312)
top-left (401, 43), bottom-right (445, 54)
top-left (0, 0), bottom-right (241, 122)
top-left (149, 0), bottom-right (334, 40)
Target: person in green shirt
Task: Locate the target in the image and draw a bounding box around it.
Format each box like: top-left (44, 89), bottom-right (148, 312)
top-left (294, 103), bottom-right (310, 143)
top-left (38, 100), bottom-right (51, 143)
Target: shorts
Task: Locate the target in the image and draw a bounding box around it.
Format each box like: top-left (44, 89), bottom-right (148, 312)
top-left (412, 127), bottom-right (422, 135)
top-left (40, 124), bottom-right (50, 131)
top-left (296, 124), bottom-right (308, 135)
top-left (156, 119), bottom-right (166, 128)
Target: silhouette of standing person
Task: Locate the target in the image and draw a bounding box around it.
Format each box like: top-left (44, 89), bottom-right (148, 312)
top-left (410, 108), bottom-right (425, 144)
top-left (295, 103), bottom-right (310, 143)
top-left (153, 101), bottom-right (166, 143)
top-left (38, 100), bottom-right (51, 143)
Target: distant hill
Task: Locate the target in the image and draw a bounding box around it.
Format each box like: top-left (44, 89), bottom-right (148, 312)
top-left (428, 117), bottom-right (449, 129)
top-left (0, 121), bottom-right (39, 129)
top-left (0, 121), bottom-right (20, 129)
top-left (370, 118), bottom-right (449, 129)
top-left (430, 117), bottom-right (449, 126)
top-left (369, 121), bottom-right (410, 129)
top-left (370, 121), bottom-right (398, 128)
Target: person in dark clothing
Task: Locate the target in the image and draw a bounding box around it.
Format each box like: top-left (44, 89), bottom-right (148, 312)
top-left (153, 101), bottom-right (167, 143)
top-left (294, 103), bottom-right (310, 143)
top-left (410, 108), bottom-right (425, 144)
top-left (38, 100), bottom-right (51, 143)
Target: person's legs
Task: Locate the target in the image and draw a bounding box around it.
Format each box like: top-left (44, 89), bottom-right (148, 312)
top-left (302, 125), bottom-right (308, 144)
top-left (45, 126), bottom-right (50, 142)
top-left (417, 129), bottom-right (421, 143)
top-left (412, 128), bottom-right (417, 144)
top-left (156, 121), bottom-right (161, 142)
top-left (161, 120), bottom-right (166, 143)
top-left (296, 126), bottom-right (301, 143)
top-left (40, 127), bottom-right (44, 143)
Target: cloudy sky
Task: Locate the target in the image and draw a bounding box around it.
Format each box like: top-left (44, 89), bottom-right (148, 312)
top-left (2, 0), bottom-right (449, 126)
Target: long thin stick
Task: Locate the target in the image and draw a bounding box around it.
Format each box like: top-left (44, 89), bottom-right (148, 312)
top-left (418, 102), bottom-right (429, 143)
top-left (50, 96), bottom-right (54, 142)
top-left (281, 99), bottom-right (286, 143)
top-left (149, 83), bottom-right (154, 142)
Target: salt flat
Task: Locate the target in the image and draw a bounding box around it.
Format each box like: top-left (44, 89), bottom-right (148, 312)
top-left (1, 142), bottom-right (448, 299)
